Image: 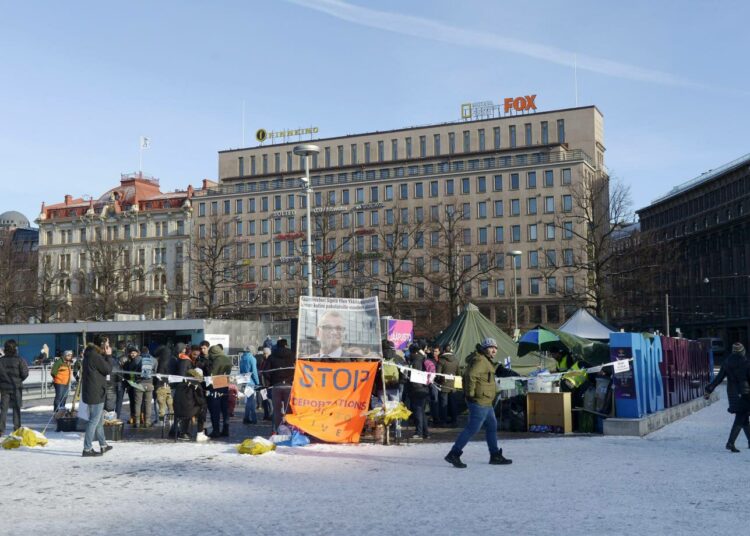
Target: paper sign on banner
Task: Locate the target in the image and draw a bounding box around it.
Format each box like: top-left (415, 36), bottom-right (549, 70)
top-left (498, 378), bottom-right (516, 390)
top-left (168, 375), bottom-right (182, 383)
top-left (204, 376), bottom-right (213, 387)
top-left (454, 376), bottom-right (463, 389)
top-left (410, 369), bottom-right (428, 385)
top-left (259, 389), bottom-right (268, 401)
top-left (212, 376), bottom-right (229, 389)
top-left (614, 359), bottom-right (630, 373)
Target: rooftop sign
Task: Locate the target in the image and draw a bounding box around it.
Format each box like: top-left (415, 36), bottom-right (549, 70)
top-left (461, 95), bottom-right (537, 120)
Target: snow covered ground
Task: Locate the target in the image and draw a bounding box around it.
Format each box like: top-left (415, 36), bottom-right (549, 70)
top-left (2, 385), bottom-right (748, 536)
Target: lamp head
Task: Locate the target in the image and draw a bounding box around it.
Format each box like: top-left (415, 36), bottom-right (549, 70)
top-left (293, 144), bottom-right (320, 157)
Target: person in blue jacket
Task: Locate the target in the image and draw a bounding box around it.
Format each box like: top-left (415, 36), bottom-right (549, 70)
top-left (240, 345), bottom-right (260, 424)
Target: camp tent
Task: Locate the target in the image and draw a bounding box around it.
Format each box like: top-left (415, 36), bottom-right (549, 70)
top-left (559, 308), bottom-right (615, 342)
top-left (521, 325), bottom-right (611, 365)
top-left (433, 304), bottom-right (556, 375)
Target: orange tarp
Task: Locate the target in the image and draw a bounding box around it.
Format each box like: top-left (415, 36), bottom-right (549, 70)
top-left (285, 359), bottom-right (378, 443)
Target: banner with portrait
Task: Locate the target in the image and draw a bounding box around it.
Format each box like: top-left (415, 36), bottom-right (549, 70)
top-left (286, 359), bottom-right (379, 443)
top-left (296, 296), bottom-right (383, 359)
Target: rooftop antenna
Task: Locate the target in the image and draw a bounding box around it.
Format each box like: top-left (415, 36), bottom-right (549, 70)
top-left (242, 100), bottom-right (246, 147)
top-left (574, 53), bottom-right (579, 107)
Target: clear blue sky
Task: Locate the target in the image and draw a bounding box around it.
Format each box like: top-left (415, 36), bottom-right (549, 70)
top-left (2, 0), bottom-right (748, 223)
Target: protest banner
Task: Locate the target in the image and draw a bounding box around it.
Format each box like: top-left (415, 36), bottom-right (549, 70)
top-left (387, 319), bottom-right (413, 351)
top-left (286, 359), bottom-right (379, 443)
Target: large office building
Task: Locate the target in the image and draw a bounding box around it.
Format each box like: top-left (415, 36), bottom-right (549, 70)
top-left (632, 153), bottom-right (750, 346)
top-left (202, 104), bottom-right (606, 332)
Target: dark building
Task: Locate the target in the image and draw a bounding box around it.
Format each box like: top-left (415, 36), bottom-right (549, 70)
top-left (634, 153), bottom-right (750, 348)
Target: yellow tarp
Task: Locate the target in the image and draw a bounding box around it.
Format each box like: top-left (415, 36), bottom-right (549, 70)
top-left (1, 427), bottom-right (48, 449)
top-left (236, 436), bottom-right (276, 455)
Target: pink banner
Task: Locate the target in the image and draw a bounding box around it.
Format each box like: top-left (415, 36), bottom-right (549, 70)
top-left (387, 319), bottom-right (413, 350)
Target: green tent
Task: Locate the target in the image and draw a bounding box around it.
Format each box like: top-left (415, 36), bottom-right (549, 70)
top-left (433, 304), bottom-right (556, 375)
top-left (522, 325), bottom-right (611, 365)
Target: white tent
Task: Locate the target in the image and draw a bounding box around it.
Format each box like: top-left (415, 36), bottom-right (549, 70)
top-left (559, 309), bottom-right (615, 341)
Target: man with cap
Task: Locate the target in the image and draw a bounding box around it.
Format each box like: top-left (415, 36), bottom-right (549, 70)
top-left (704, 342), bottom-right (750, 452)
top-left (51, 350), bottom-right (74, 413)
top-left (445, 337), bottom-right (512, 468)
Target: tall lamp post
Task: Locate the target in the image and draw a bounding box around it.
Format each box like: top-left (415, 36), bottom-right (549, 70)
top-left (507, 250), bottom-right (523, 340)
top-left (293, 144), bottom-right (320, 298)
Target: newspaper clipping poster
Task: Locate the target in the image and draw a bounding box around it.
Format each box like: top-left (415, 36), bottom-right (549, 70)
top-left (296, 296), bottom-right (383, 359)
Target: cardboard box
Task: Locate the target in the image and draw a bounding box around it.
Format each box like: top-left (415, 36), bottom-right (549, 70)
top-left (527, 392), bottom-right (572, 434)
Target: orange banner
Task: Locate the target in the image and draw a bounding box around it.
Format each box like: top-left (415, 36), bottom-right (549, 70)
top-left (285, 359), bottom-right (379, 443)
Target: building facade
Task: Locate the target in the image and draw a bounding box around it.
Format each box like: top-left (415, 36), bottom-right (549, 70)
top-left (201, 105), bottom-right (606, 332)
top-left (632, 153), bottom-right (750, 347)
top-left (36, 173), bottom-right (194, 321)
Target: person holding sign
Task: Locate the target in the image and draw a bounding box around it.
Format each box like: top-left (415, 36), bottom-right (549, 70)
top-left (445, 338), bottom-right (512, 468)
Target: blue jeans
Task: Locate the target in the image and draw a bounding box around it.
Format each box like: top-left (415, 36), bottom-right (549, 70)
top-left (244, 392), bottom-right (257, 423)
top-left (53, 383), bottom-right (70, 412)
top-left (451, 402), bottom-right (499, 454)
top-left (411, 393), bottom-right (429, 437)
top-left (83, 402), bottom-right (107, 451)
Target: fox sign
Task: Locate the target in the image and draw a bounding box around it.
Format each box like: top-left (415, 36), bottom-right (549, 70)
top-left (503, 95), bottom-right (537, 113)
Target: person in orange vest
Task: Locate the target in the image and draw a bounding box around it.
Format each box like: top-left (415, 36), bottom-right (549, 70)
top-left (51, 350), bottom-right (74, 413)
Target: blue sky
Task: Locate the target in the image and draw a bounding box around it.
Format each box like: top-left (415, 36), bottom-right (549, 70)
top-left (2, 0), bottom-right (748, 223)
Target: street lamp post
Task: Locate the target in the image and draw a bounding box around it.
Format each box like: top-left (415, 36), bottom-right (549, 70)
top-left (293, 144), bottom-right (320, 298)
top-left (507, 250), bottom-right (523, 340)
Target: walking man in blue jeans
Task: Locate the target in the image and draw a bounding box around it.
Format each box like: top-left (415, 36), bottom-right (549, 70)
top-left (81, 334), bottom-right (114, 457)
top-left (445, 338), bottom-right (512, 468)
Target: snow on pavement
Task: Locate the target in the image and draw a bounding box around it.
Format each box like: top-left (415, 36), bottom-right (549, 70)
top-left (1, 385), bottom-right (747, 536)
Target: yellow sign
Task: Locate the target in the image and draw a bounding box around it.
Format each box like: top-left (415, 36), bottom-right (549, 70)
top-left (256, 128), bottom-right (267, 142)
top-left (461, 103), bottom-right (472, 119)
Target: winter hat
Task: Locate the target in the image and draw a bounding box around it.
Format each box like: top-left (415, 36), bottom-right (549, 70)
top-left (262, 347), bottom-right (272, 357)
top-left (176, 342), bottom-right (186, 353)
top-left (244, 345), bottom-right (254, 353)
top-left (187, 368), bottom-right (204, 379)
top-left (732, 342), bottom-right (745, 355)
top-left (480, 338), bottom-right (498, 350)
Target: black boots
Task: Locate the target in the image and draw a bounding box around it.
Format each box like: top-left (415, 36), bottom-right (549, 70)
top-left (490, 450), bottom-right (513, 465)
top-left (221, 424), bottom-right (229, 437)
top-left (727, 425), bottom-right (742, 453)
top-left (445, 450), bottom-right (467, 468)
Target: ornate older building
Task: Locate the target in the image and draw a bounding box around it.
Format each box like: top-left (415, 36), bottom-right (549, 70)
top-left (634, 153), bottom-right (750, 346)
top-left (37, 173), bottom-right (194, 321)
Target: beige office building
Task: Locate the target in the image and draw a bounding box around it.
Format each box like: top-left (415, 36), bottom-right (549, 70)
top-left (205, 105), bottom-right (605, 333)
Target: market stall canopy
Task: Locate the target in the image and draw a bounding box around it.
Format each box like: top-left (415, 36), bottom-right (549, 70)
top-left (518, 325), bottom-right (610, 365)
top-left (433, 304), bottom-right (556, 375)
top-left (558, 308), bottom-right (615, 342)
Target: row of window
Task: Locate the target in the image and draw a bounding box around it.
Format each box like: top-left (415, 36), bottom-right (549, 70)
top-left (202, 170), bottom-right (574, 217)
top-left (238, 120), bottom-right (566, 175)
top-left (45, 220), bottom-right (186, 246)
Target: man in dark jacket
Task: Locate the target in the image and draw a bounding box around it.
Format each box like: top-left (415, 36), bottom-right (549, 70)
top-left (445, 338), bottom-right (512, 468)
top-left (173, 368), bottom-right (207, 439)
top-left (0, 339), bottom-right (29, 436)
top-left (407, 343), bottom-right (430, 440)
top-left (705, 342), bottom-right (750, 452)
top-left (264, 338), bottom-right (295, 433)
top-left (436, 344), bottom-right (460, 426)
top-left (81, 334), bottom-right (114, 457)
top-left (207, 344), bottom-right (233, 438)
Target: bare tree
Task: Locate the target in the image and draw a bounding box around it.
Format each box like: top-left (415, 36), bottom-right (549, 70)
top-left (351, 204), bottom-right (426, 317)
top-left (189, 213), bottom-right (242, 318)
top-left (424, 202), bottom-right (501, 322)
top-left (0, 230), bottom-right (37, 323)
top-left (554, 172), bottom-right (633, 319)
top-left (34, 253), bottom-right (65, 322)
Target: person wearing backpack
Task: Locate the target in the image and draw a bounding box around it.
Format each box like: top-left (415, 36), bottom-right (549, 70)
top-left (128, 346), bottom-right (156, 428)
top-left (445, 338), bottom-right (512, 468)
top-left (436, 344), bottom-right (460, 426)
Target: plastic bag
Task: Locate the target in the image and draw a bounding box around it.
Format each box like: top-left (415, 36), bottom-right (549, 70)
top-left (2, 427), bottom-right (48, 449)
top-left (78, 402), bottom-right (90, 421)
top-left (236, 436), bottom-right (276, 455)
top-left (275, 429), bottom-right (310, 447)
